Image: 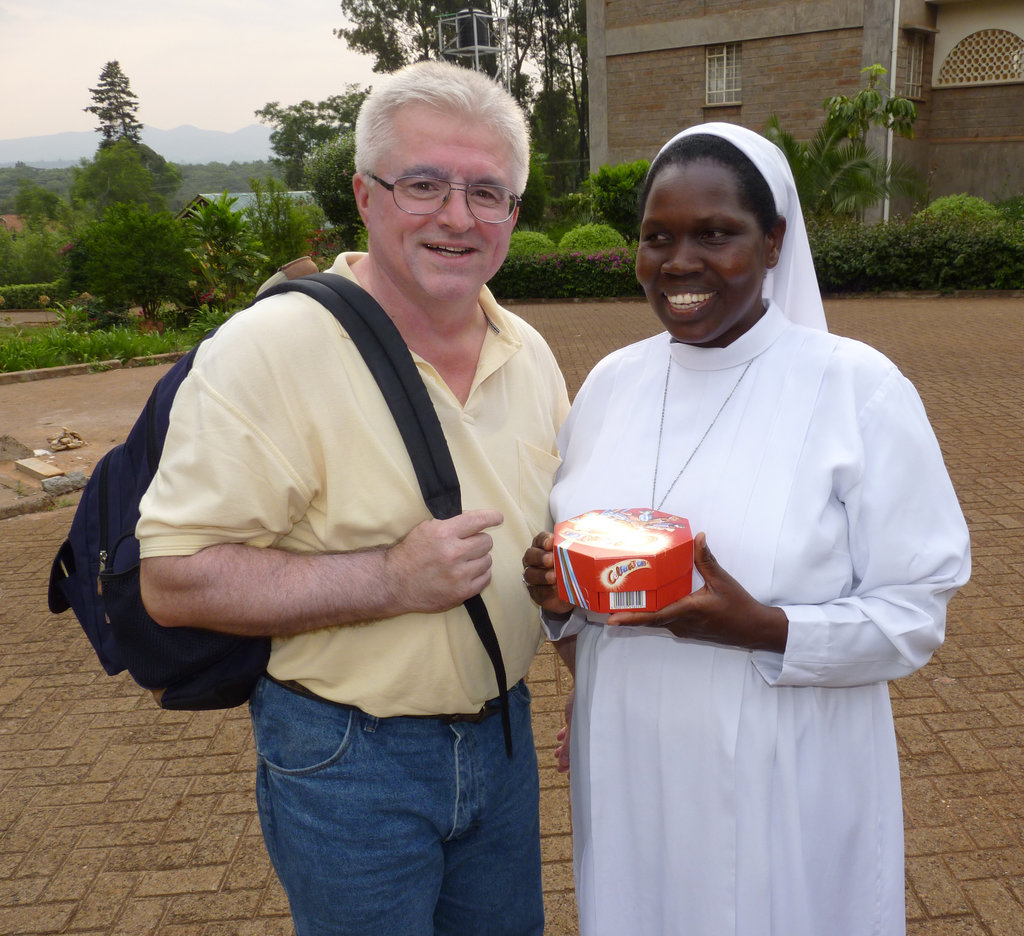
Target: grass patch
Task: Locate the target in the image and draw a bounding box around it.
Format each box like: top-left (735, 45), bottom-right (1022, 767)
top-left (0, 324), bottom-right (193, 373)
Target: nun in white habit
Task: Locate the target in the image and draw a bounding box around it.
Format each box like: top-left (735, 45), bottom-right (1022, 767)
top-left (523, 123), bottom-right (971, 936)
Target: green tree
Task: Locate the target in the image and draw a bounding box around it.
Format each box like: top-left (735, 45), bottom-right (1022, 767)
top-left (764, 66), bottom-right (925, 218)
top-left (14, 182), bottom-right (69, 224)
top-left (530, 0), bottom-right (588, 192)
top-left (70, 139), bottom-right (163, 213)
top-left (332, 1), bottom-right (588, 192)
top-left (764, 117), bottom-right (925, 219)
top-left (517, 152), bottom-right (550, 229)
top-left (69, 140), bottom-right (182, 215)
top-left (255, 87), bottom-right (368, 188)
top-left (0, 165), bottom-right (72, 214)
top-left (587, 159), bottom-right (649, 240)
top-left (304, 133), bottom-right (364, 248)
top-left (183, 193), bottom-right (268, 313)
top-left (84, 60), bottom-right (144, 149)
top-left (824, 64), bottom-right (917, 142)
top-left (245, 177), bottom-right (324, 276)
top-left (0, 220), bottom-right (69, 285)
top-left (135, 143), bottom-right (183, 202)
top-left (334, 0), bottom-right (464, 72)
top-left (73, 204), bottom-right (193, 322)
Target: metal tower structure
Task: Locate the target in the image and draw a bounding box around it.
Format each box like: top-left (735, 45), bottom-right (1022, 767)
top-left (438, 8), bottom-right (510, 91)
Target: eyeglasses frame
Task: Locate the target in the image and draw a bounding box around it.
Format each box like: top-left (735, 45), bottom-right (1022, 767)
top-left (366, 173), bottom-right (520, 224)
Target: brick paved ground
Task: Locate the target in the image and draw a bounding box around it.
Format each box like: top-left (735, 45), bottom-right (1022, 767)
top-left (1, 295), bottom-right (1022, 935)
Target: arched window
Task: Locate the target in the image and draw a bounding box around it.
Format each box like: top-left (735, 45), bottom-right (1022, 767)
top-left (936, 28), bottom-right (1024, 86)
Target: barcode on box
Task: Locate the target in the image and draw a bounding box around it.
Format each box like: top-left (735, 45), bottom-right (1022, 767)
top-left (610, 591), bottom-right (646, 610)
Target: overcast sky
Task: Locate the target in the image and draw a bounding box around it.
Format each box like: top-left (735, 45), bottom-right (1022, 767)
top-left (1, 0), bottom-right (379, 141)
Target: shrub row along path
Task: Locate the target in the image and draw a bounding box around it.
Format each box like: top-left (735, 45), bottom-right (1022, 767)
top-left (0, 294), bottom-right (1022, 936)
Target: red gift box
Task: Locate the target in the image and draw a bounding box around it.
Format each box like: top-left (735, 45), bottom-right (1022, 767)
top-left (553, 508), bottom-right (694, 613)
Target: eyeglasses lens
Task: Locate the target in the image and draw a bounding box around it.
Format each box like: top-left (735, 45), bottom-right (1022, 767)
top-left (392, 177), bottom-right (516, 223)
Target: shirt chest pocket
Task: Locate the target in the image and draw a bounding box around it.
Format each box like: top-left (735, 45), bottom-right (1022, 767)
top-left (517, 439), bottom-right (562, 526)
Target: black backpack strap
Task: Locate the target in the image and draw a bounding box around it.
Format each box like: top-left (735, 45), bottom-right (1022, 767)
top-left (259, 273), bottom-right (514, 757)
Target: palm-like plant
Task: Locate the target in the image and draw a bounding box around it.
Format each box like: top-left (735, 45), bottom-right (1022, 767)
top-left (184, 194), bottom-right (267, 314)
top-left (764, 115), bottom-right (925, 218)
top-left (764, 65), bottom-right (926, 218)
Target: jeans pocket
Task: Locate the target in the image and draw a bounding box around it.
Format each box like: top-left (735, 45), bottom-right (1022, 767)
top-left (251, 678), bottom-right (355, 775)
top-left (507, 678), bottom-right (532, 716)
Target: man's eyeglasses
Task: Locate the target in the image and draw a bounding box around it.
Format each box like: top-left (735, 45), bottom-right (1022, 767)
top-left (368, 174), bottom-right (520, 224)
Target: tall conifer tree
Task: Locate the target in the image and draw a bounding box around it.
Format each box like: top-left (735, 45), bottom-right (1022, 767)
top-left (84, 60), bottom-right (144, 148)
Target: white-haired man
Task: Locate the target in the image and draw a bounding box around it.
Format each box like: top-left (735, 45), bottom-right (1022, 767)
top-left (139, 60), bottom-right (568, 935)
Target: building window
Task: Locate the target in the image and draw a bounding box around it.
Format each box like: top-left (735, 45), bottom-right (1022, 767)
top-left (706, 43), bottom-right (742, 105)
top-left (904, 32), bottom-right (925, 97)
top-left (937, 29), bottom-right (1024, 86)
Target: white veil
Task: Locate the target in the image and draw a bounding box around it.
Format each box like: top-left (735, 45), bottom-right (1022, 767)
top-left (655, 122), bottom-right (828, 331)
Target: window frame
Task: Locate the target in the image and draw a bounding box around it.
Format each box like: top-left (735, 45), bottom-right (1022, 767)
top-left (706, 43), bottom-right (742, 106)
top-left (904, 31), bottom-right (925, 98)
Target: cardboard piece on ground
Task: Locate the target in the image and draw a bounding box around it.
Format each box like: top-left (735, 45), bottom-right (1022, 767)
top-left (15, 457), bottom-right (64, 480)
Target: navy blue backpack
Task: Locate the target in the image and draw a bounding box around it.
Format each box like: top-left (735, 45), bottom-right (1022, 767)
top-left (48, 274), bottom-right (511, 750)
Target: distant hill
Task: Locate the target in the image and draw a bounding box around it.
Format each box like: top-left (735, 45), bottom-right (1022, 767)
top-left (0, 124), bottom-right (273, 167)
top-left (0, 159), bottom-right (286, 214)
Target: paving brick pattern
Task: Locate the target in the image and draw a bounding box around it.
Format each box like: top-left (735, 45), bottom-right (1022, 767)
top-left (1, 296), bottom-right (1021, 935)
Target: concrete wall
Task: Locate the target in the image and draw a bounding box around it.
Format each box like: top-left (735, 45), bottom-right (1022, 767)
top-left (601, 30), bottom-right (864, 167)
top-left (932, 0), bottom-right (1024, 85)
top-left (928, 83), bottom-right (1024, 200)
top-left (588, 0), bottom-right (1023, 203)
top-left (589, 0), bottom-right (868, 169)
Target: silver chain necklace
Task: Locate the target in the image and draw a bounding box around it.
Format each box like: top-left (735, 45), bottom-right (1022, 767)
top-left (651, 355), bottom-right (753, 511)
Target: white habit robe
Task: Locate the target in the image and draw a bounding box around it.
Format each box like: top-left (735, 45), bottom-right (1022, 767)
top-left (547, 304), bottom-right (970, 936)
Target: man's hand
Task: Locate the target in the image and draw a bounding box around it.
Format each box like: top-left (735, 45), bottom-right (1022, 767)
top-left (384, 509), bottom-right (504, 614)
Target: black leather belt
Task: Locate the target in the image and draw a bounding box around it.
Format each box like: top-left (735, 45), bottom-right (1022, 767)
top-left (267, 675), bottom-right (501, 724)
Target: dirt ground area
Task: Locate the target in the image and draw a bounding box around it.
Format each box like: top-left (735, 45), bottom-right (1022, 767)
top-left (0, 360), bottom-right (178, 517)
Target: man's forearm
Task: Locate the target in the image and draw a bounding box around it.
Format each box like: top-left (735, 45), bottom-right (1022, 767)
top-left (140, 510), bottom-right (503, 637)
top-left (140, 543), bottom-right (399, 637)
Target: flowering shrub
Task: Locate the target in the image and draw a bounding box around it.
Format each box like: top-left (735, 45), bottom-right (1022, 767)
top-left (308, 226), bottom-right (367, 267)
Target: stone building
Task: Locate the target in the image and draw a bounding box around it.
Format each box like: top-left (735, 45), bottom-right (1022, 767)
top-left (587, 0), bottom-right (1024, 205)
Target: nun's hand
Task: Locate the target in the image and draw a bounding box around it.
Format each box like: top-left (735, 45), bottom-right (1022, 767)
top-left (522, 531), bottom-right (573, 617)
top-left (606, 532), bottom-right (788, 653)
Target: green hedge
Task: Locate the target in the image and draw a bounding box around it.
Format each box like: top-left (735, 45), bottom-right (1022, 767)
top-left (492, 214), bottom-right (1024, 299)
top-left (489, 247), bottom-right (643, 300)
top-left (0, 281), bottom-right (68, 310)
top-left (5, 217), bottom-right (1019, 311)
top-left (811, 215), bottom-right (1024, 292)
top-left (493, 215), bottom-right (1023, 300)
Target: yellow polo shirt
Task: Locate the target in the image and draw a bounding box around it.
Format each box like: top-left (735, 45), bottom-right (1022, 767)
top-left (137, 253), bottom-right (569, 716)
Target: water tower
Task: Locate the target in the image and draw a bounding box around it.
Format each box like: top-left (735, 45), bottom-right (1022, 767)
top-left (438, 8), bottom-right (510, 91)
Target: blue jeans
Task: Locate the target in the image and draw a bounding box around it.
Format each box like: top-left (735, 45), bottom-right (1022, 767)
top-left (250, 676), bottom-right (544, 936)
